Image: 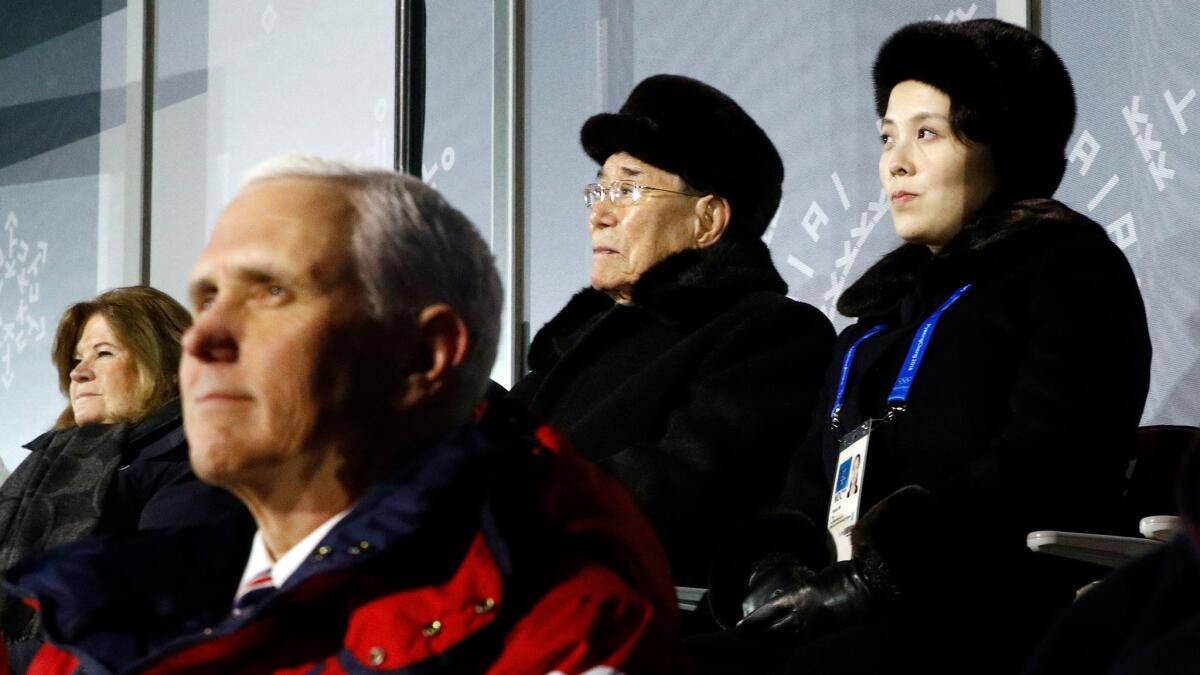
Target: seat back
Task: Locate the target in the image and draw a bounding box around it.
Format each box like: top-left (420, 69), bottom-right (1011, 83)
top-left (1123, 425), bottom-right (1200, 525)
top-left (1026, 426), bottom-right (1200, 569)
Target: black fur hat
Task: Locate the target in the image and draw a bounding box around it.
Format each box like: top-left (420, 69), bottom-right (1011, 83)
top-left (580, 74), bottom-right (784, 239)
top-left (873, 19), bottom-right (1076, 200)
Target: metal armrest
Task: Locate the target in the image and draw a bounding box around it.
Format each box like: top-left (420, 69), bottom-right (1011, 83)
top-left (1026, 530), bottom-right (1163, 568)
top-left (1139, 515), bottom-right (1182, 542)
top-left (676, 585), bottom-right (706, 612)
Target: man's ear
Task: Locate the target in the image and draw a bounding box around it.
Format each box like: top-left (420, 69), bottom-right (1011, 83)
top-left (391, 304), bottom-right (470, 411)
top-left (694, 194), bottom-right (731, 248)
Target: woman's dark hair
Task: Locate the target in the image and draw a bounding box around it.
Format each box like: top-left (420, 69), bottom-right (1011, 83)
top-left (51, 286), bottom-right (192, 428)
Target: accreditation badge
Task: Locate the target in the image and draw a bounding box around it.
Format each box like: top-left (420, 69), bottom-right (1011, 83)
top-left (827, 420), bottom-right (874, 561)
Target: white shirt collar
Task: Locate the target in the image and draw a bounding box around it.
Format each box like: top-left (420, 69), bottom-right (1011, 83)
top-left (235, 505), bottom-right (354, 604)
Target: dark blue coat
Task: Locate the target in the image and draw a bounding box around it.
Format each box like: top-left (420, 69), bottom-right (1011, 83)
top-left (91, 399), bottom-right (249, 534)
top-left (0, 399), bottom-right (250, 669)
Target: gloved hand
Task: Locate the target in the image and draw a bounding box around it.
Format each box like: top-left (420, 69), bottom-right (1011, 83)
top-left (735, 557), bottom-right (876, 642)
top-left (728, 486), bottom-right (941, 641)
top-left (739, 552), bottom-right (816, 619)
top-left (706, 511), bottom-right (836, 629)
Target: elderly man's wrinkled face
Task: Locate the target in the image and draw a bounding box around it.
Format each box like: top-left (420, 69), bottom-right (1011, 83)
top-left (589, 153), bottom-right (704, 303)
top-left (181, 176), bottom-right (369, 490)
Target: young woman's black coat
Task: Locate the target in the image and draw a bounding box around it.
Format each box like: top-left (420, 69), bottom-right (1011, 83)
top-left (772, 199), bottom-right (1152, 671)
top-left (509, 238), bottom-right (835, 584)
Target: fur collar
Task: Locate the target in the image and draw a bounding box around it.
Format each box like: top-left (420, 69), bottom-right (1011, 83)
top-left (837, 198), bottom-right (1104, 318)
top-left (528, 237), bottom-right (786, 370)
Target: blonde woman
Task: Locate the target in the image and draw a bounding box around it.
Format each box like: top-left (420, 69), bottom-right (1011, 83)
top-left (0, 286), bottom-right (249, 668)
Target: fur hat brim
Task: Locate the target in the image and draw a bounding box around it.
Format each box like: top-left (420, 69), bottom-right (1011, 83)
top-left (580, 74), bottom-right (783, 238)
top-left (872, 22), bottom-right (997, 121)
top-left (873, 19), bottom-right (1075, 200)
top-left (581, 112), bottom-right (692, 183)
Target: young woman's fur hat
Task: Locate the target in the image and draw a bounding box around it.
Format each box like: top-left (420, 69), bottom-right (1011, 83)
top-left (580, 74), bottom-right (783, 239)
top-left (873, 19), bottom-right (1076, 200)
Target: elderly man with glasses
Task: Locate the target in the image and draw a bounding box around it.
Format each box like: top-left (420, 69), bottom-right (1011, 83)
top-left (509, 74), bottom-right (835, 600)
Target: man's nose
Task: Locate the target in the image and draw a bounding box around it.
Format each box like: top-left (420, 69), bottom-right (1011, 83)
top-left (183, 302), bottom-right (240, 363)
top-left (589, 199), bottom-right (617, 230)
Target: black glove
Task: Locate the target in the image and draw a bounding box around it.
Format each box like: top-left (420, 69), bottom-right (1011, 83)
top-left (735, 556), bottom-right (876, 643)
top-left (707, 511), bottom-right (836, 629)
top-left (729, 486), bottom-right (943, 642)
top-left (738, 552), bottom-right (816, 619)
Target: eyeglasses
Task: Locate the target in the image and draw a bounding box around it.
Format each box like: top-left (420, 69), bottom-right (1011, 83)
top-left (583, 180), bottom-right (702, 208)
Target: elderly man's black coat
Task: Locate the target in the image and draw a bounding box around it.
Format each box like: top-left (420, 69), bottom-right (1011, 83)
top-left (509, 238), bottom-right (834, 584)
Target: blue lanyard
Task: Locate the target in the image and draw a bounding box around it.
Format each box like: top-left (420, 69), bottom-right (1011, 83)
top-left (830, 324), bottom-right (887, 428)
top-left (829, 283), bottom-right (972, 429)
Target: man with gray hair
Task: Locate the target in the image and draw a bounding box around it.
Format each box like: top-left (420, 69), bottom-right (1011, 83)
top-left (5, 154), bottom-right (685, 674)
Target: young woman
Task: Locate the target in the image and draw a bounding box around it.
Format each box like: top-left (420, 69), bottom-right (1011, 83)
top-left (704, 19), bottom-right (1152, 674)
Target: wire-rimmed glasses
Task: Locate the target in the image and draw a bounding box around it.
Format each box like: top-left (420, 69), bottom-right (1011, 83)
top-left (583, 180), bottom-right (702, 208)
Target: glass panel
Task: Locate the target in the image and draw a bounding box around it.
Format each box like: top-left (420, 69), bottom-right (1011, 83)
top-left (150, 0), bottom-right (396, 303)
top-left (0, 1), bottom-right (127, 470)
top-left (422, 0), bottom-right (513, 384)
top-left (422, 0), bottom-right (493, 244)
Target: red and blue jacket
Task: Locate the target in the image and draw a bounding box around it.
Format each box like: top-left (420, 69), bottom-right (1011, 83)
top-left (5, 400), bottom-right (687, 674)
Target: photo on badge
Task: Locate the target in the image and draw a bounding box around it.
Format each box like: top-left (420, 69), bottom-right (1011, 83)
top-left (834, 455), bottom-right (853, 501)
top-left (847, 454), bottom-right (862, 497)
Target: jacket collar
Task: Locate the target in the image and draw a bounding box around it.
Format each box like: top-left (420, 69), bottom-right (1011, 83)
top-left (836, 198), bottom-right (1104, 318)
top-left (528, 237), bottom-right (785, 370)
top-left (127, 398), bottom-right (182, 446)
top-left (22, 399), bottom-right (182, 454)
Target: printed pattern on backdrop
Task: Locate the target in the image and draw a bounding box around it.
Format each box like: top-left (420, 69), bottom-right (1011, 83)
top-left (1048, 0), bottom-right (1199, 425)
top-left (0, 211), bottom-right (49, 390)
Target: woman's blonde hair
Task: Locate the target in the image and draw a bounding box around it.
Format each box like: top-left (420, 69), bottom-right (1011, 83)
top-left (51, 286), bottom-right (192, 428)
